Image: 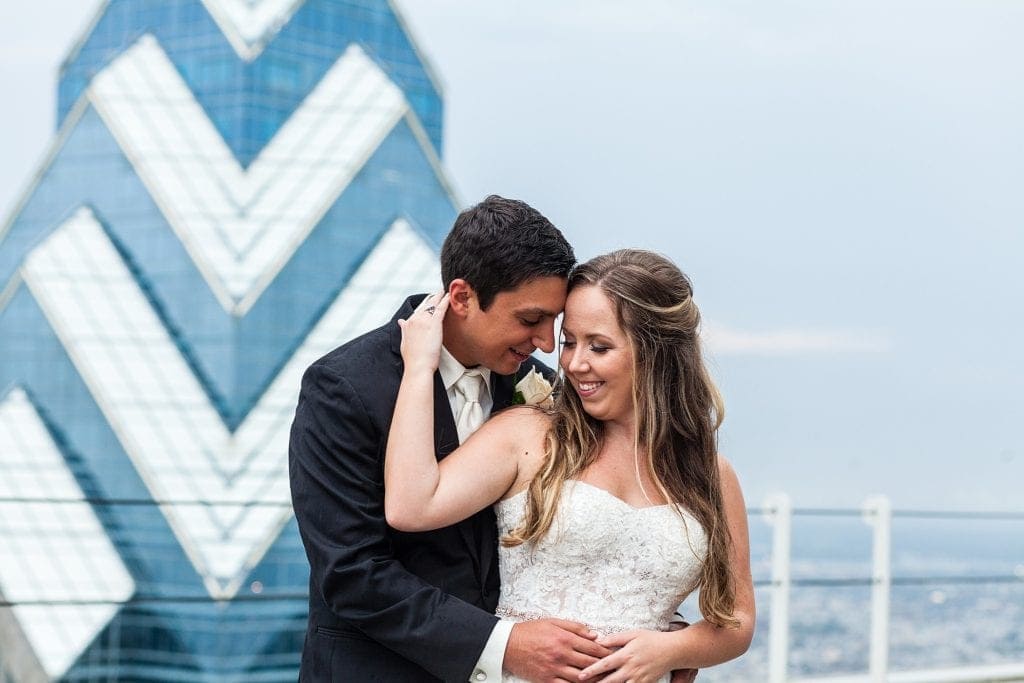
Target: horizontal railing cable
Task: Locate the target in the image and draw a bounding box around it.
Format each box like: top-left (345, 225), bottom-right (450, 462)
top-left (4, 498), bottom-right (1022, 518)
top-left (0, 496), bottom-right (292, 507)
top-left (753, 574), bottom-right (1024, 588)
top-left (1, 575), bottom-right (1019, 608)
top-left (748, 506), bottom-right (1024, 520)
top-left (0, 593), bottom-right (309, 607)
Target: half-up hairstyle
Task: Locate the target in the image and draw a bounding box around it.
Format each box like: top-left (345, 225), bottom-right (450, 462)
top-left (503, 249), bottom-right (737, 627)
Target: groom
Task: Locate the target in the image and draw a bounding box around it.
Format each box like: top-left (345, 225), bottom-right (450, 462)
top-left (289, 196), bottom-right (608, 681)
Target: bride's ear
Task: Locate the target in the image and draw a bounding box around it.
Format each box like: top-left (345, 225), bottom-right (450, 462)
top-left (446, 279), bottom-right (476, 318)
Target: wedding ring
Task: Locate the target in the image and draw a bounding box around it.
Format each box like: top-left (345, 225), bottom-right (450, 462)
top-left (425, 305), bottom-right (437, 315)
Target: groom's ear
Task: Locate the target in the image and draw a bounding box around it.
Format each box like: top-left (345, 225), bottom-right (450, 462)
top-left (446, 279), bottom-right (476, 318)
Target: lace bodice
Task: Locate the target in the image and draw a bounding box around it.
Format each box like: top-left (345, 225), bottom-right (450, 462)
top-left (494, 480), bottom-right (707, 681)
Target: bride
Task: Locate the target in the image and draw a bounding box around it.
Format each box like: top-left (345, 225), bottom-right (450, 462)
top-left (385, 250), bottom-right (755, 683)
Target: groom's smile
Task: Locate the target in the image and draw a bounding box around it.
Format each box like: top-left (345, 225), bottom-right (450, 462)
top-left (509, 347), bottom-right (532, 363)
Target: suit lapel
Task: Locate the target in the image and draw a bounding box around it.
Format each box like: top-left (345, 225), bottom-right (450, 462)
top-left (433, 374), bottom-right (459, 459)
top-left (490, 371), bottom-right (518, 413)
top-left (439, 375), bottom-right (489, 578)
top-left (423, 348), bottom-right (485, 571)
top-left (475, 370), bottom-right (519, 588)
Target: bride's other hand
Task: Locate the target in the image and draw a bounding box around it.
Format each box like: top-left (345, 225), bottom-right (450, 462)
top-left (578, 630), bottom-right (674, 683)
top-left (666, 621), bottom-right (697, 683)
top-left (397, 293), bottom-right (449, 374)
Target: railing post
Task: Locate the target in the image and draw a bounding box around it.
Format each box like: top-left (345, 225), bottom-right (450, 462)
top-left (764, 493), bottom-right (792, 683)
top-left (862, 495), bottom-right (892, 682)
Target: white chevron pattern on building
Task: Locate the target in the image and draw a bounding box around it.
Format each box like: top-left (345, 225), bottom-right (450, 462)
top-left (0, 388), bottom-right (135, 679)
top-left (89, 35), bottom-right (409, 315)
top-left (21, 207), bottom-right (440, 598)
top-left (200, 0), bottom-right (306, 60)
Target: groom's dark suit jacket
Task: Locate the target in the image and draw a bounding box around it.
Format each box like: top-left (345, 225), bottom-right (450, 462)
top-left (289, 295), bottom-right (549, 682)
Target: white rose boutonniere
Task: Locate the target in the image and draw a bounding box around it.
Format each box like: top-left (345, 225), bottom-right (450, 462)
top-left (513, 367), bottom-right (554, 409)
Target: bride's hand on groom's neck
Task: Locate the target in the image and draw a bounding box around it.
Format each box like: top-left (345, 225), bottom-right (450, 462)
top-left (398, 292), bottom-right (449, 375)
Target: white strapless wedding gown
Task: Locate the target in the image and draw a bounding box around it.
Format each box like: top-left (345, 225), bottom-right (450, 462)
top-left (494, 480), bottom-right (708, 683)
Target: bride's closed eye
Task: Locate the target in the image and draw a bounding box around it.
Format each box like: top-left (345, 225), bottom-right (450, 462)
top-left (561, 339), bottom-right (610, 353)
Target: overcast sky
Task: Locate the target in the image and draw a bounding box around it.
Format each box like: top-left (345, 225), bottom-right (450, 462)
top-left (2, 1), bottom-right (1023, 510)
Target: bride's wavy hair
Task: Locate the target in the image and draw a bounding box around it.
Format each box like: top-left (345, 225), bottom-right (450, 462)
top-left (503, 249), bottom-right (737, 627)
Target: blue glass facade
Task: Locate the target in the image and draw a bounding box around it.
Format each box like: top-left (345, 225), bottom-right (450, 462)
top-left (0, 1), bottom-right (457, 680)
top-left (57, 0), bottom-right (444, 165)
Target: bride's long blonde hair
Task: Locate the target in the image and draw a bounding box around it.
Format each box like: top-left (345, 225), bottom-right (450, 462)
top-left (503, 249), bottom-right (737, 627)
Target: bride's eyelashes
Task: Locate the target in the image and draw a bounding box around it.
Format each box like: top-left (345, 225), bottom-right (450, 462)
top-left (561, 339), bottom-right (610, 354)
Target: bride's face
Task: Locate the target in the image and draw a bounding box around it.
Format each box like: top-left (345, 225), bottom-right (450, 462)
top-left (559, 285), bottom-right (634, 424)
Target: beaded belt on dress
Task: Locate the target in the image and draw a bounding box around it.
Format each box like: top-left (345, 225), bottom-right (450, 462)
top-left (495, 606), bottom-right (654, 636)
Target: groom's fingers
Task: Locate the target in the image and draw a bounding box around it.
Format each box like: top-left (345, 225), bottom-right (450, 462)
top-left (504, 619), bottom-right (612, 682)
top-left (570, 636), bottom-right (612, 661)
top-left (560, 640), bottom-right (612, 681)
top-left (546, 618), bottom-right (598, 640)
top-left (543, 619), bottom-right (612, 662)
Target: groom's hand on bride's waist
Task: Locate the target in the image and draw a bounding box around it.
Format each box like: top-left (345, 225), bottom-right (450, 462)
top-left (504, 618), bottom-right (612, 682)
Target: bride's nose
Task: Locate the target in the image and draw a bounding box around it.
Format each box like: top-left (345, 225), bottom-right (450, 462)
top-left (565, 348), bottom-right (588, 374)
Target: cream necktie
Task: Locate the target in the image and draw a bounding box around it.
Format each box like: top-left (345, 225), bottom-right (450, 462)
top-left (454, 369), bottom-right (486, 444)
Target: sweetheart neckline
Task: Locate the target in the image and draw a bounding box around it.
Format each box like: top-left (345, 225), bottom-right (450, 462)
top-left (499, 479), bottom-right (680, 513)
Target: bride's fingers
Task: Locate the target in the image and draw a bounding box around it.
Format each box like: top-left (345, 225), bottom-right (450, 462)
top-left (411, 292), bottom-right (450, 323)
top-left (412, 291), bottom-right (444, 314)
top-left (434, 292), bottom-right (451, 315)
top-left (578, 651), bottom-right (626, 681)
top-left (595, 630), bottom-right (638, 648)
top-left (594, 671), bottom-right (631, 683)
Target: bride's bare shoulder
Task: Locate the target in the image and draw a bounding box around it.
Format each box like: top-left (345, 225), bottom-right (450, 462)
top-left (489, 405), bottom-right (554, 437)
top-left (487, 406), bottom-right (552, 456)
top-left (488, 406), bottom-right (553, 493)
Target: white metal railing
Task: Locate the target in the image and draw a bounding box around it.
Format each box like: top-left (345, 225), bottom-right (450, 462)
top-left (761, 494), bottom-right (1024, 683)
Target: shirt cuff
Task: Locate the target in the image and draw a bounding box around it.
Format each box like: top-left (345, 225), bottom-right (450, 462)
top-left (469, 619), bottom-right (515, 682)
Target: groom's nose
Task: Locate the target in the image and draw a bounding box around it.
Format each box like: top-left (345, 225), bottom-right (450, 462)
top-left (532, 320), bottom-right (556, 354)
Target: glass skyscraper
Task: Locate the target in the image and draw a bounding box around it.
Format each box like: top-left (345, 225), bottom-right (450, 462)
top-left (0, 1), bottom-right (457, 680)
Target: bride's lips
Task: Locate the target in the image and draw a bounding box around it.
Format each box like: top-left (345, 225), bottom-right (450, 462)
top-left (574, 380), bottom-right (604, 399)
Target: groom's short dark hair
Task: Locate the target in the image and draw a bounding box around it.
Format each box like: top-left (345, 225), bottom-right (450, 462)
top-left (441, 195), bottom-right (575, 311)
